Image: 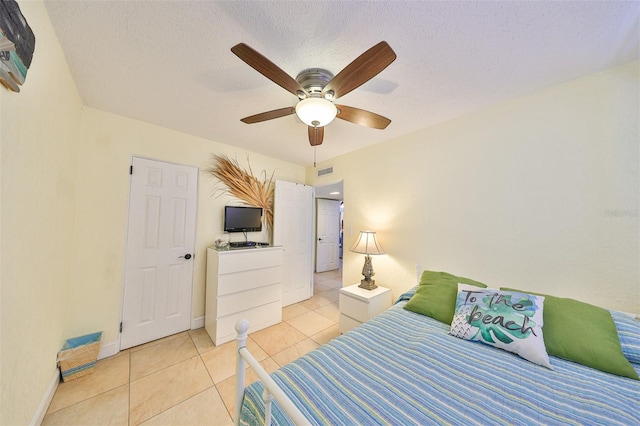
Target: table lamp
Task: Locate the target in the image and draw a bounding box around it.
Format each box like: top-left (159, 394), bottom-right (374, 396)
top-left (350, 230), bottom-right (385, 290)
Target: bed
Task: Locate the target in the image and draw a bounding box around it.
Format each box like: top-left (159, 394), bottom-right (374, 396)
top-left (234, 277), bottom-right (640, 425)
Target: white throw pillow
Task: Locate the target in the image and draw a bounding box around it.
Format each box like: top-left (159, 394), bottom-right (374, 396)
top-left (449, 284), bottom-right (552, 369)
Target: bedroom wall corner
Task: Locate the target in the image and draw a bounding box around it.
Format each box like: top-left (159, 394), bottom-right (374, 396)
top-left (64, 107), bottom-right (306, 353)
top-left (0, 1), bottom-right (83, 424)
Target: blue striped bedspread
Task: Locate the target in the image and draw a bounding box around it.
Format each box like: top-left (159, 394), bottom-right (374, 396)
top-left (241, 290), bottom-right (640, 425)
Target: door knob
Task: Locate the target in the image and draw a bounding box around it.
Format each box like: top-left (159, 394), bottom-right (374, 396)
top-left (179, 253), bottom-right (192, 259)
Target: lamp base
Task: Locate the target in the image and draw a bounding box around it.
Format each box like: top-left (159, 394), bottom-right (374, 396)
top-left (358, 279), bottom-right (377, 290)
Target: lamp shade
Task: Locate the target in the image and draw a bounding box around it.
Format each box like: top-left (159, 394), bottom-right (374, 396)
top-left (295, 97), bottom-right (337, 127)
top-left (350, 231), bottom-right (385, 255)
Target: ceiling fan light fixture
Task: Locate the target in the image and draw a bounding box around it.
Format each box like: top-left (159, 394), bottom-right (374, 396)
top-left (295, 97), bottom-right (337, 127)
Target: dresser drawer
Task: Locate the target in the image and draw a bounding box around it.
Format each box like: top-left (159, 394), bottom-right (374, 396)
top-left (339, 293), bottom-right (370, 323)
top-left (210, 300), bottom-right (282, 346)
top-left (217, 248), bottom-right (283, 274)
top-left (216, 282), bottom-right (281, 317)
top-left (217, 266), bottom-right (282, 296)
top-left (339, 314), bottom-right (361, 334)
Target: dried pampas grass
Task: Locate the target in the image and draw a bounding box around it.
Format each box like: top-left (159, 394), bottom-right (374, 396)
top-left (206, 154), bottom-right (275, 232)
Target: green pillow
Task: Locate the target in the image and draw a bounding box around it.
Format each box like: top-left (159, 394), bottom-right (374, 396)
top-left (404, 271), bottom-right (487, 324)
top-left (501, 287), bottom-right (638, 380)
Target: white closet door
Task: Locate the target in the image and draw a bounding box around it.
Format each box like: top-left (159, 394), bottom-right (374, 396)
top-left (121, 157), bottom-right (198, 349)
top-left (273, 180), bottom-right (314, 306)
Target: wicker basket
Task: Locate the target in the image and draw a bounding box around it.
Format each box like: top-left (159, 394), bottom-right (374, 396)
top-left (57, 331), bottom-right (102, 382)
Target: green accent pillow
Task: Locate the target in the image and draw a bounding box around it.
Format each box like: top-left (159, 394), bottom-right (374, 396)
top-left (404, 271), bottom-right (487, 324)
top-left (501, 287), bottom-right (639, 380)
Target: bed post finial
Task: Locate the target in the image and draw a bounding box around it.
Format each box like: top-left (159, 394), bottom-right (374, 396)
top-left (235, 319), bottom-right (249, 426)
top-left (236, 319), bottom-right (250, 337)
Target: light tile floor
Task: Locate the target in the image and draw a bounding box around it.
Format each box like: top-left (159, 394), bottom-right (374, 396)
top-left (43, 269), bottom-right (342, 426)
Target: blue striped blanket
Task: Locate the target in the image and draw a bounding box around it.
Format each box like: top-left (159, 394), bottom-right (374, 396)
top-left (241, 291), bottom-right (640, 425)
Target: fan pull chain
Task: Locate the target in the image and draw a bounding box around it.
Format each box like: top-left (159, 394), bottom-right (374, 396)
top-left (314, 146), bottom-right (317, 168)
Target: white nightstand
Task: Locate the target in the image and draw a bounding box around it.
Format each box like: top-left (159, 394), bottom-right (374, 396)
top-left (339, 284), bottom-right (392, 333)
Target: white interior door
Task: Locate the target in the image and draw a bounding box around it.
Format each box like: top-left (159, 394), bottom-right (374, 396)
top-left (121, 157), bottom-right (198, 349)
top-left (316, 199), bottom-right (341, 272)
top-left (273, 180), bottom-right (314, 306)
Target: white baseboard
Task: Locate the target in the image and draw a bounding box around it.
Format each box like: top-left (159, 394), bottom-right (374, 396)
top-left (98, 339), bottom-right (119, 360)
top-left (30, 368), bottom-right (60, 426)
top-left (192, 316), bottom-right (205, 329)
top-left (32, 338), bottom-right (122, 424)
top-left (95, 320), bottom-right (205, 361)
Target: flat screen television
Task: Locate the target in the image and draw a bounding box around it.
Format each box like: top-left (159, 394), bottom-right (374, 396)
top-left (224, 206), bottom-right (263, 233)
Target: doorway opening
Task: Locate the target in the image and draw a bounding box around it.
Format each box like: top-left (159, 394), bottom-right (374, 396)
top-left (314, 180), bottom-right (343, 289)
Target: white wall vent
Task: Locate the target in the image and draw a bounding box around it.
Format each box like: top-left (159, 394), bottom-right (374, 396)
top-left (317, 166), bottom-right (334, 177)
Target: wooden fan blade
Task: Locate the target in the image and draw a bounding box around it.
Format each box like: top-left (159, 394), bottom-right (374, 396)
top-left (308, 126), bottom-right (324, 146)
top-left (231, 43), bottom-right (307, 97)
top-left (335, 105), bottom-right (391, 129)
top-left (240, 107), bottom-right (295, 124)
top-left (322, 41), bottom-right (396, 99)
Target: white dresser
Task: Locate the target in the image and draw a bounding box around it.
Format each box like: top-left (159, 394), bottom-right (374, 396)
top-left (205, 246), bottom-right (283, 345)
top-left (339, 283), bottom-right (392, 333)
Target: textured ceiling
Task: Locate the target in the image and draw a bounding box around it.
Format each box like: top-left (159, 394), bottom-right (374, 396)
top-left (45, 1), bottom-right (639, 166)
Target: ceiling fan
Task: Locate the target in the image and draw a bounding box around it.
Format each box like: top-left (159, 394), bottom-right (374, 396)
top-left (231, 41), bottom-right (396, 146)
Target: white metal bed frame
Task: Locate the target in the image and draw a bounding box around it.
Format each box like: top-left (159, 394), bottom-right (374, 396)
top-left (234, 319), bottom-right (310, 426)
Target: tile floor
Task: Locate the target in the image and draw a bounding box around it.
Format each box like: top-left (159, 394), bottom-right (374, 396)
top-left (42, 268), bottom-right (343, 426)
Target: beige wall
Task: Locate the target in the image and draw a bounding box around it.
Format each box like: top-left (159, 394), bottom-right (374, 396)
top-left (309, 61), bottom-right (639, 314)
top-left (66, 108), bottom-right (305, 345)
top-left (0, 1), bottom-right (83, 424)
